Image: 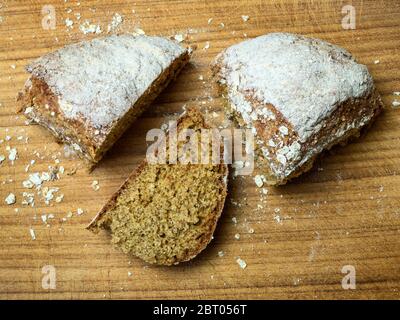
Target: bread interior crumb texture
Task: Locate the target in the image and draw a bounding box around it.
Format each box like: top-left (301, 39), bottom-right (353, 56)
top-left (94, 110), bottom-right (227, 265)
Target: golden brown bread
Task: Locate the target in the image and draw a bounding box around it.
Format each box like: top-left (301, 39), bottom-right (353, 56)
top-left (87, 108), bottom-right (228, 265)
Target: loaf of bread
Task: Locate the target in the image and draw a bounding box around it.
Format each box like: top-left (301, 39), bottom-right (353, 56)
top-left (87, 108), bottom-right (228, 265)
top-left (17, 34), bottom-right (191, 168)
top-left (212, 33), bottom-right (384, 185)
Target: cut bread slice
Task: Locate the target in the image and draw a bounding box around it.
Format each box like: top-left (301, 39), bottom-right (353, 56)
top-left (212, 33), bottom-right (383, 185)
top-left (17, 35), bottom-right (191, 168)
top-left (87, 108), bottom-right (228, 265)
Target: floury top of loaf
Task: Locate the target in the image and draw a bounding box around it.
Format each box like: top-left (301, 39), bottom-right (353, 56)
top-left (19, 34), bottom-right (191, 166)
top-left (26, 34), bottom-right (187, 136)
top-left (213, 32), bottom-right (382, 183)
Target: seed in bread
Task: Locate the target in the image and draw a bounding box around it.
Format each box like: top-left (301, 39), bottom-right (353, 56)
top-left (17, 34), bottom-right (191, 168)
top-left (87, 108), bottom-right (228, 266)
top-left (212, 32), bottom-right (384, 185)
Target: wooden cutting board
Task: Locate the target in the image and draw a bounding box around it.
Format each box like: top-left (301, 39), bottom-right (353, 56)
top-left (0, 0), bottom-right (399, 299)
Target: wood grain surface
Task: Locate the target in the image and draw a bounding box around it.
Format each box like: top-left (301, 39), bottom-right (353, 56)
top-left (0, 0), bottom-right (399, 300)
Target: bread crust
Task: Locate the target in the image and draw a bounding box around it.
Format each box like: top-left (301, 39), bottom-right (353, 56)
top-left (17, 35), bottom-right (191, 168)
top-left (87, 108), bottom-right (228, 265)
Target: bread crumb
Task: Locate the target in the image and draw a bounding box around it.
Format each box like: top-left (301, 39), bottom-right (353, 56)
top-left (43, 187), bottom-right (59, 205)
top-left (29, 228), bottom-right (36, 240)
top-left (254, 175), bottom-right (264, 187)
top-left (173, 34), bottom-right (185, 42)
top-left (0, 154), bottom-right (5, 164)
top-left (241, 15), bottom-right (249, 22)
top-left (274, 208), bottom-right (282, 224)
top-left (22, 179), bottom-right (34, 188)
top-left (91, 180), bottom-right (100, 191)
top-left (107, 13), bottom-right (123, 32)
top-left (203, 41), bottom-right (210, 50)
top-left (22, 192), bottom-right (34, 207)
top-left (374, 59), bottom-right (380, 64)
top-left (8, 147), bottom-right (18, 161)
top-left (234, 233), bottom-right (240, 240)
top-left (77, 208), bottom-right (84, 215)
top-left (392, 100), bottom-right (400, 108)
top-left (218, 251), bottom-right (225, 257)
top-left (28, 172), bottom-right (42, 186)
top-left (55, 194), bottom-right (64, 203)
top-left (80, 20), bottom-right (102, 34)
top-left (65, 18), bottom-right (73, 28)
top-left (207, 18), bottom-right (213, 24)
top-left (236, 258), bottom-right (247, 269)
top-left (133, 28), bottom-right (145, 35)
top-left (5, 193), bottom-right (16, 205)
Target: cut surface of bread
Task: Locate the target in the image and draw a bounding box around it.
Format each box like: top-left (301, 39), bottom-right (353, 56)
top-left (17, 34), bottom-right (191, 168)
top-left (88, 108), bottom-right (228, 265)
top-left (212, 32), bottom-right (384, 185)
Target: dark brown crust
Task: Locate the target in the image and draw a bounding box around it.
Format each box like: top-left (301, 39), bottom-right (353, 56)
top-left (87, 107), bottom-right (228, 265)
top-left (268, 108), bottom-right (383, 185)
top-left (246, 88), bottom-right (384, 185)
top-left (17, 47), bottom-right (191, 169)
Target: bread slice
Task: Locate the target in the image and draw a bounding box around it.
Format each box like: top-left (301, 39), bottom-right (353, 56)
top-left (17, 34), bottom-right (191, 168)
top-left (212, 33), bottom-right (384, 185)
top-left (87, 108), bottom-right (228, 265)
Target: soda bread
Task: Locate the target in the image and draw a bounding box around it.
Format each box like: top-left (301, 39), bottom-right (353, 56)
top-left (87, 108), bottom-right (228, 265)
top-left (212, 33), bottom-right (384, 185)
top-left (17, 35), bottom-right (191, 168)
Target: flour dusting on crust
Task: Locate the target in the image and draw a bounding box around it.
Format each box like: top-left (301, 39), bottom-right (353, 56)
top-left (215, 33), bottom-right (374, 141)
top-left (214, 33), bottom-right (382, 182)
top-left (26, 35), bottom-right (187, 130)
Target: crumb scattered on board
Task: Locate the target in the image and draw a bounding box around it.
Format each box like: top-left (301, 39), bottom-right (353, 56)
top-left (5, 193), bottom-right (16, 205)
top-left (107, 13), bottom-right (124, 32)
top-left (29, 228), bottom-right (36, 240)
top-left (392, 100), bottom-right (400, 108)
top-left (236, 258), bottom-right (247, 269)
